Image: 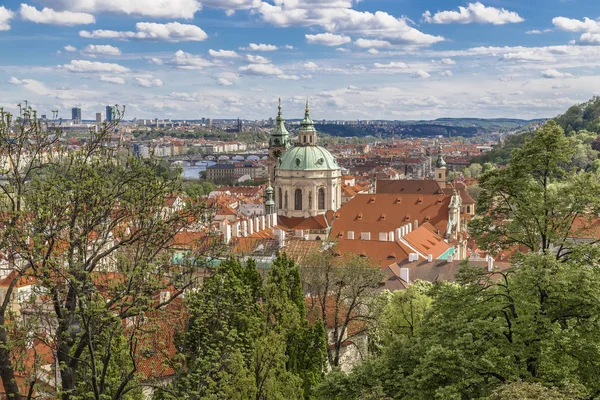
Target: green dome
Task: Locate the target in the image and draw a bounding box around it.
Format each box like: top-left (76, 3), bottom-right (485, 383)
top-left (277, 145), bottom-right (339, 171)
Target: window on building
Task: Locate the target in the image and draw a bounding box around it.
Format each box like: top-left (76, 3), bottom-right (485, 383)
top-left (438, 173), bottom-right (442, 179)
top-left (318, 188), bottom-right (325, 210)
top-left (295, 189), bottom-right (302, 210)
top-left (467, 205), bottom-right (471, 213)
top-left (284, 191), bottom-right (288, 209)
top-left (278, 188), bottom-right (282, 209)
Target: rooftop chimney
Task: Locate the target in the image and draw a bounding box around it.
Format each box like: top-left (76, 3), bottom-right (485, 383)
top-left (427, 254), bottom-right (433, 262)
top-left (400, 268), bottom-right (409, 283)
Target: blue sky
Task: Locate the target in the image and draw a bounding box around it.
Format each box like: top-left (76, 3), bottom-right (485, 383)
top-left (1, 0), bottom-right (599, 120)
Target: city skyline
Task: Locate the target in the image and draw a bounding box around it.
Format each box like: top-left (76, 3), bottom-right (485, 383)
top-left (1, 0), bottom-right (599, 120)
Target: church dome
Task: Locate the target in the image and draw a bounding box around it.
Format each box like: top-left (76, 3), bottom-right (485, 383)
top-left (277, 145), bottom-right (339, 171)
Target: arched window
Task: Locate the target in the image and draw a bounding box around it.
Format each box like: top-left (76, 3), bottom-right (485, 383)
top-left (467, 205), bottom-right (471, 214)
top-left (278, 188), bottom-right (282, 209)
top-left (284, 191), bottom-right (288, 209)
top-left (295, 189), bottom-right (302, 210)
top-left (318, 188), bottom-right (325, 210)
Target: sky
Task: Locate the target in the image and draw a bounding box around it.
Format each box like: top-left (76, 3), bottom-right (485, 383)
top-left (0, 0), bottom-right (599, 121)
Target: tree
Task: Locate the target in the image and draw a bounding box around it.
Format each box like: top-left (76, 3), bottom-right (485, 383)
top-left (470, 121), bottom-right (600, 258)
top-left (468, 163), bottom-right (483, 179)
top-left (0, 104), bottom-right (215, 400)
top-left (487, 381), bottom-right (584, 400)
top-left (159, 255), bottom-right (327, 400)
top-left (156, 258), bottom-right (264, 400)
top-left (482, 162), bottom-right (495, 174)
top-left (316, 252), bottom-right (600, 399)
top-left (263, 253), bottom-right (327, 399)
top-left (300, 250), bottom-right (383, 368)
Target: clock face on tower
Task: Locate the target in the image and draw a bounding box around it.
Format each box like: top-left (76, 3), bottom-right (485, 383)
top-left (273, 149), bottom-right (282, 158)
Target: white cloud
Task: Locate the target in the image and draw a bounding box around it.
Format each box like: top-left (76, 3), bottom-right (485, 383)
top-left (61, 60), bottom-right (130, 73)
top-left (218, 78), bottom-right (234, 86)
top-left (423, 2), bottom-right (524, 25)
top-left (239, 63), bottom-right (283, 76)
top-left (202, 0), bottom-right (259, 10)
top-left (355, 38), bottom-right (392, 48)
top-left (0, 6), bottom-right (15, 31)
top-left (440, 70), bottom-right (453, 77)
top-left (241, 43), bottom-right (278, 51)
top-left (283, 44), bottom-right (295, 49)
top-left (541, 69), bottom-right (573, 79)
top-left (304, 61), bottom-right (319, 70)
top-left (81, 44), bottom-right (121, 56)
top-left (580, 33), bottom-right (600, 45)
top-left (64, 45), bottom-right (77, 52)
top-left (36, 0), bottom-right (201, 19)
top-left (439, 58), bottom-right (456, 65)
top-left (168, 50), bottom-right (214, 70)
top-left (246, 54), bottom-right (270, 64)
top-left (135, 77), bottom-right (164, 87)
top-left (553, 16), bottom-right (600, 45)
top-left (257, 4), bottom-right (443, 46)
top-left (278, 74), bottom-right (300, 80)
top-left (80, 22), bottom-right (208, 42)
top-left (100, 75), bottom-right (125, 84)
top-left (413, 70), bottom-right (431, 78)
top-left (209, 49), bottom-right (239, 58)
top-left (305, 33), bottom-right (351, 46)
top-left (552, 16), bottom-right (600, 33)
top-left (374, 61), bottom-right (409, 69)
top-left (148, 57), bottom-right (164, 65)
top-left (367, 48), bottom-right (379, 54)
top-left (6, 77), bottom-right (51, 95)
top-left (20, 4), bottom-right (94, 26)
top-left (526, 29), bottom-right (552, 35)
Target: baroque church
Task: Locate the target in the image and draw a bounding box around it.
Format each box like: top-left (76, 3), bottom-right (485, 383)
top-left (267, 99), bottom-right (342, 219)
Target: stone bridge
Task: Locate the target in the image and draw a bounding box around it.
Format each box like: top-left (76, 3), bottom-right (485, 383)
top-left (163, 153), bottom-right (269, 164)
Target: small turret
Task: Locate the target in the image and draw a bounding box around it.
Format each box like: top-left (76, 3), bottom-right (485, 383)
top-left (298, 98), bottom-right (317, 146)
top-left (264, 177), bottom-right (275, 215)
top-left (435, 144), bottom-right (447, 188)
top-left (269, 98), bottom-right (291, 149)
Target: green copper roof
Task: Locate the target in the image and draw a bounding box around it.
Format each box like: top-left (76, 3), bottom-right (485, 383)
top-left (277, 145), bottom-right (339, 171)
top-left (436, 145), bottom-right (446, 168)
top-left (298, 99), bottom-right (317, 137)
top-left (269, 98), bottom-right (291, 149)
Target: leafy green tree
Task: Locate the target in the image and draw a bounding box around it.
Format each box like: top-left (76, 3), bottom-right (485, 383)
top-left (470, 121), bottom-right (600, 258)
top-left (468, 163), bottom-right (483, 178)
top-left (156, 258), bottom-right (263, 399)
top-left (159, 255), bottom-right (326, 400)
top-left (317, 252), bottom-right (600, 399)
top-left (482, 162), bottom-right (495, 174)
top-left (487, 381), bottom-right (585, 400)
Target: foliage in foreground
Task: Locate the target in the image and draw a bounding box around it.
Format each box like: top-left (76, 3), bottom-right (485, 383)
top-left (154, 255), bottom-right (327, 400)
top-left (316, 251), bottom-right (600, 399)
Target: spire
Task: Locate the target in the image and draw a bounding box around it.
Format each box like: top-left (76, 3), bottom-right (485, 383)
top-left (299, 97), bottom-right (317, 146)
top-left (270, 97), bottom-right (290, 150)
top-left (436, 145), bottom-right (446, 168)
top-left (305, 97), bottom-right (310, 118)
top-left (278, 97), bottom-right (282, 117)
top-left (265, 177), bottom-right (275, 214)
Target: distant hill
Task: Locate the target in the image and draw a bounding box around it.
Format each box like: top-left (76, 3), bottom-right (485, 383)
top-left (420, 118), bottom-right (545, 131)
top-left (309, 117), bottom-right (540, 139)
top-left (555, 97), bottom-right (600, 134)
